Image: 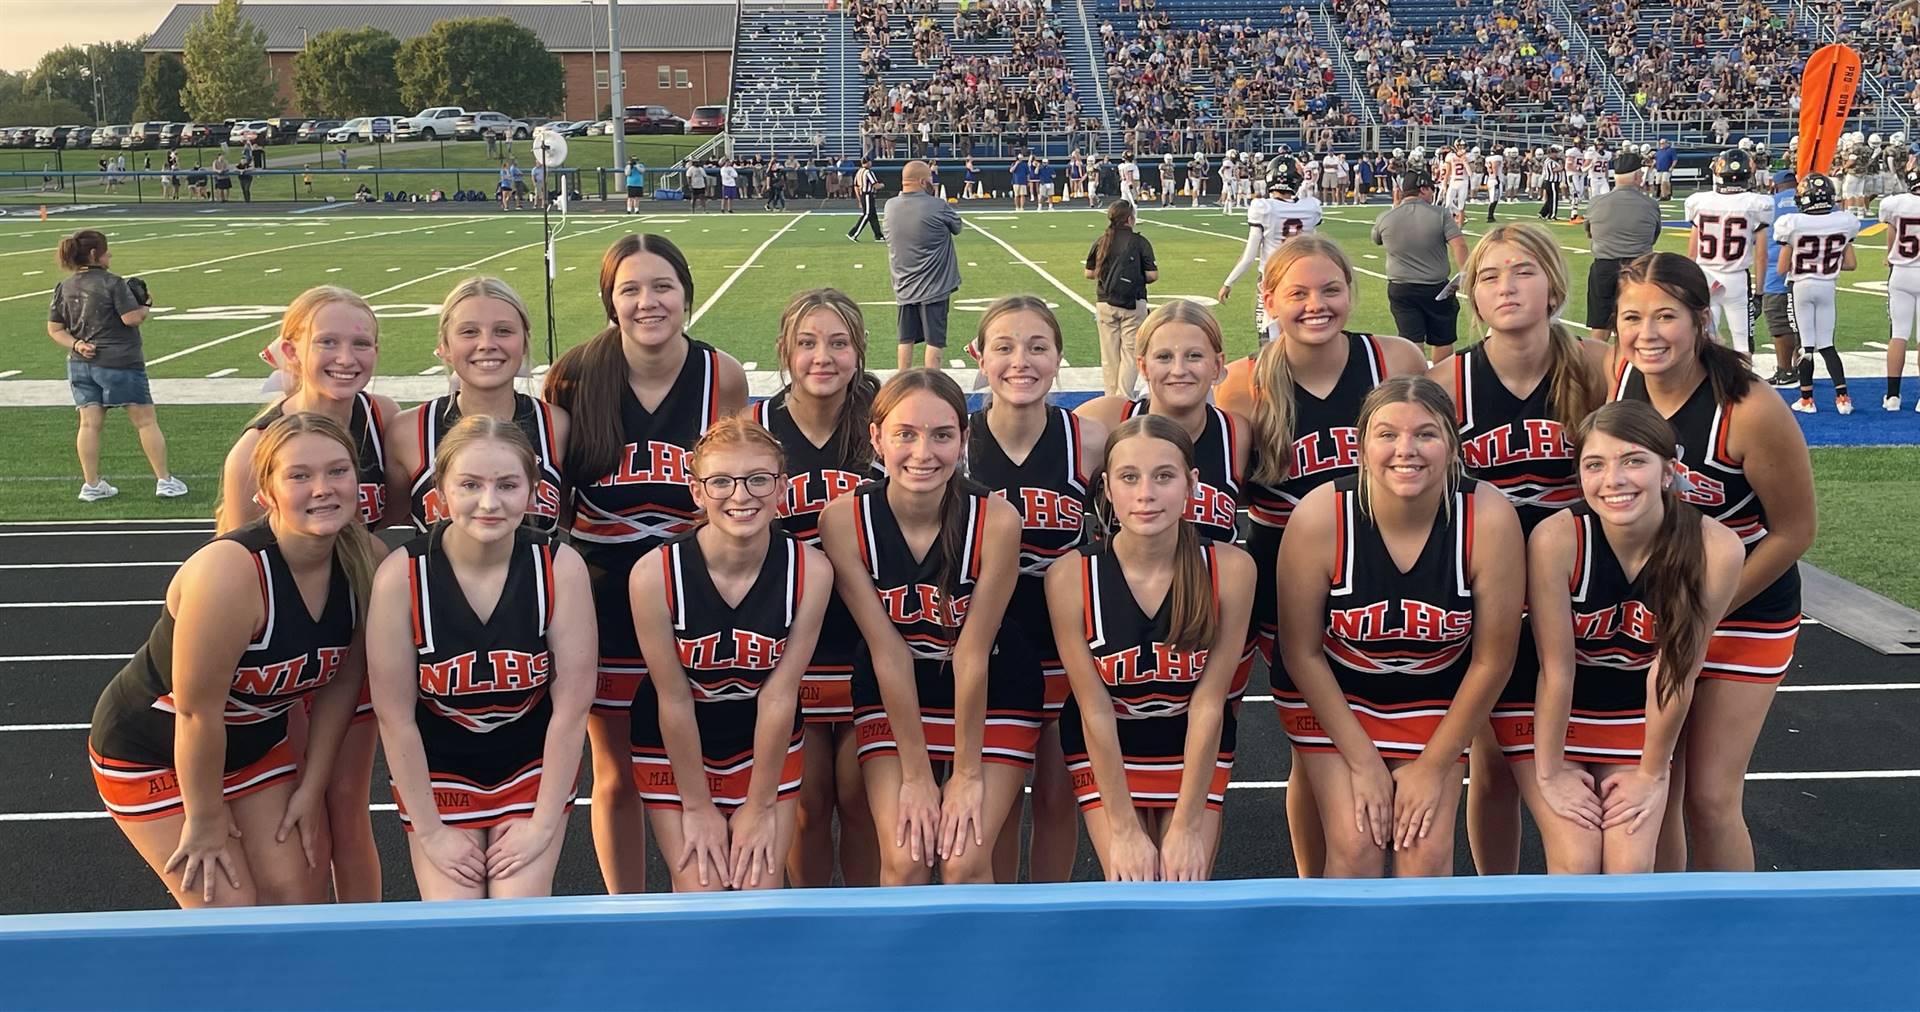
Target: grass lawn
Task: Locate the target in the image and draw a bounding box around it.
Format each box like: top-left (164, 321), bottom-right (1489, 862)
top-left (1, 202), bottom-right (1914, 601)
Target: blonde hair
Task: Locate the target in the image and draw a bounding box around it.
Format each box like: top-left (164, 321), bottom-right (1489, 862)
top-left (1250, 235), bottom-right (1355, 486)
top-left (1354, 376), bottom-right (1463, 520)
top-left (235, 411), bottom-right (381, 617)
top-left (775, 288), bottom-right (879, 472)
top-left (1463, 223), bottom-right (1601, 437)
top-left (434, 414), bottom-right (538, 497)
top-left (258, 286), bottom-right (378, 419)
top-left (437, 276), bottom-right (532, 352)
top-left (1135, 300), bottom-right (1225, 387)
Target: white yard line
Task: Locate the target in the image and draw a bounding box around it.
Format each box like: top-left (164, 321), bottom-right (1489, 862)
top-left (689, 212), bottom-right (805, 328)
top-left (966, 218), bottom-right (1098, 312)
top-left (0, 216), bottom-right (495, 304)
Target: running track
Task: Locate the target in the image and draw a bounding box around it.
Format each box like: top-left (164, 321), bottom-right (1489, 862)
top-left (3, 519), bottom-right (1915, 913)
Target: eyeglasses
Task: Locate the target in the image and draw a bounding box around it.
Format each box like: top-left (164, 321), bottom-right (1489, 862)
top-left (695, 471), bottom-right (781, 498)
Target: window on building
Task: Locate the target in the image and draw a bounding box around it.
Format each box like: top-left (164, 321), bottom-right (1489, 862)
top-left (674, 69), bottom-right (691, 89)
top-left (658, 65), bottom-right (671, 88)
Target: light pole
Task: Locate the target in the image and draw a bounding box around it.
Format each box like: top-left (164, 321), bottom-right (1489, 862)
top-left (609, 0), bottom-right (626, 172)
top-left (582, 2), bottom-right (599, 122)
top-left (87, 46), bottom-right (102, 124)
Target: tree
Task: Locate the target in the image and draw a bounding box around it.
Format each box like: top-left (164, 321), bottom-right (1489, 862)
top-left (24, 46), bottom-right (94, 119)
top-left (180, 0), bottom-right (281, 120)
top-left (95, 39), bottom-right (150, 124)
top-left (293, 27), bottom-right (401, 118)
top-left (395, 17), bottom-right (563, 118)
top-left (0, 97), bottom-right (90, 128)
top-left (134, 53), bottom-right (190, 122)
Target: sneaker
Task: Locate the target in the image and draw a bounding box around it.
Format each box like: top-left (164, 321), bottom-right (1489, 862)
top-left (1767, 369), bottom-right (1797, 387)
top-left (156, 475), bottom-right (189, 498)
top-left (1836, 395), bottom-right (1854, 416)
top-left (1885, 396), bottom-right (1902, 412)
top-left (845, 233), bottom-right (859, 242)
top-left (1791, 397), bottom-right (1817, 414)
top-left (78, 480), bottom-right (118, 502)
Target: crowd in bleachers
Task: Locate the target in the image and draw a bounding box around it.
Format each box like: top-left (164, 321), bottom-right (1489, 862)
top-left (1098, 8), bottom-right (1360, 153)
top-left (1837, 0), bottom-right (1920, 112)
top-left (1582, 0), bottom-right (1810, 121)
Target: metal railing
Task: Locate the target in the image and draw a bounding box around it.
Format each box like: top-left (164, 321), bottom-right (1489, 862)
top-left (1072, 0), bottom-right (1115, 133)
top-left (1546, 0), bottom-right (1648, 137)
top-left (1794, 0), bottom-right (1913, 134)
top-left (0, 167), bottom-right (584, 205)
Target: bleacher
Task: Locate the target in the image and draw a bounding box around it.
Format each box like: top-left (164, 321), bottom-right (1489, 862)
top-left (730, 2), bottom-right (853, 157)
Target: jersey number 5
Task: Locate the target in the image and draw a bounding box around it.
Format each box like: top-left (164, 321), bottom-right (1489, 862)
top-left (1895, 220), bottom-right (1920, 261)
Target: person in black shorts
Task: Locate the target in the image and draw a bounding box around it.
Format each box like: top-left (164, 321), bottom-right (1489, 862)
top-left (1372, 170), bottom-right (1470, 362)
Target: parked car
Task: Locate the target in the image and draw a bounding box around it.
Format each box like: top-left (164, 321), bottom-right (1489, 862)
top-left (265, 117), bottom-right (307, 143)
top-left (298, 119), bottom-right (342, 144)
top-left (34, 126), bottom-right (82, 149)
top-left (454, 111), bottom-right (532, 140)
top-left (124, 122), bottom-right (164, 149)
top-left (69, 126), bottom-right (96, 149)
top-left (3, 126), bottom-right (36, 148)
top-left (395, 106), bottom-right (467, 141)
top-left (622, 105), bottom-right (685, 135)
top-left (687, 105), bottom-right (726, 133)
top-left (327, 118), bottom-right (370, 144)
top-left (158, 122), bottom-right (189, 149)
top-left (232, 120), bottom-right (273, 145)
top-left (554, 120), bottom-right (592, 137)
top-left (585, 120), bottom-right (609, 136)
top-left (182, 121), bottom-right (231, 147)
top-left (92, 125), bottom-right (131, 149)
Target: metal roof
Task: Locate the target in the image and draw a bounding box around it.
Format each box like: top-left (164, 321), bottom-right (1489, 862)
top-left (145, 3), bottom-right (737, 53)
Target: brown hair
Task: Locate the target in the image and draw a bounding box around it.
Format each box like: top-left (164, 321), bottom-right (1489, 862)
top-left (871, 369), bottom-right (974, 639)
top-left (975, 294), bottom-right (1065, 355)
top-left (1616, 251), bottom-right (1756, 408)
top-left (775, 287), bottom-right (879, 472)
top-left (56, 229), bottom-right (109, 272)
top-left (240, 411), bottom-right (381, 617)
top-left (544, 234), bottom-right (695, 483)
top-left (1101, 414), bottom-right (1217, 653)
top-left (259, 286), bottom-right (379, 410)
top-left (1354, 376), bottom-right (1463, 520)
top-left (1250, 234), bottom-right (1355, 486)
top-left (434, 414), bottom-right (539, 500)
top-left (1573, 401), bottom-right (1708, 708)
top-left (1091, 199), bottom-right (1136, 280)
top-left (1464, 223), bottom-right (1601, 437)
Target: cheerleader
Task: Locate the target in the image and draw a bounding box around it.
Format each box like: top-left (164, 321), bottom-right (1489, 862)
top-left (366, 416), bottom-right (595, 898)
top-left (1276, 377), bottom-right (1525, 877)
top-left (1076, 300), bottom-right (1247, 549)
top-left (388, 277), bottom-right (568, 535)
top-left (817, 370), bottom-right (1037, 884)
top-left (1432, 223), bottom-right (1608, 876)
top-left (1215, 235), bottom-right (1426, 878)
top-left (630, 418), bottom-right (832, 890)
top-left (962, 157), bottom-right (980, 200)
top-left (544, 234), bottom-right (749, 893)
top-left (755, 289), bottom-right (882, 888)
top-left (967, 296), bottom-right (1106, 883)
top-left (91, 413), bottom-right (379, 906)
top-left (1511, 401), bottom-right (1743, 873)
top-left (217, 285), bottom-right (394, 902)
top-left (1047, 416), bottom-right (1254, 880)
top-left (1611, 251), bottom-right (1816, 872)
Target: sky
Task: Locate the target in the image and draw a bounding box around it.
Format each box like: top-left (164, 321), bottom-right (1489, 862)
top-left (0, 0), bottom-right (628, 73)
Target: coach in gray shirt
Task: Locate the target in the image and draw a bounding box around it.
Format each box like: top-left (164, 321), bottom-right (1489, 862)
top-left (1584, 151), bottom-right (1663, 340)
top-left (1373, 168), bottom-right (1470, 362)
top-left (885, 159), bottom-right (963, 371)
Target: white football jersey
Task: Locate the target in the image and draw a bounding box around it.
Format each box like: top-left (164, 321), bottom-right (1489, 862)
top-left (1248, 194), bottom-right (1324, 260)
top-left (1584, 148), bottom-right (1604, 173)
top-left (1684, 190), bottom-right (1779, 271)
top-left (1446, 153), bottom-right (1470, 182)
top-left (1485, 153), bottom-right (1505, 180)
top-left (1879, 193), bottom-right (1920, 267)
top-left (1773, 210), bottom-right (1863, 282)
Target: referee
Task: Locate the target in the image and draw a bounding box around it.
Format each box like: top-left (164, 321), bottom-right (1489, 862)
top-left (1372, 167), bottom-right (1470, 362)
top-left (846, 158), bottom-right (885, 242)
top-left (1583, 151), bottom-right (1663, 341)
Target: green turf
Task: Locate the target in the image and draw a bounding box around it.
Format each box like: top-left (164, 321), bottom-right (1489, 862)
top-left (1805, 447), bottom-right (1920, 610)
top-left (0, 203), bottom-right (1903, 383)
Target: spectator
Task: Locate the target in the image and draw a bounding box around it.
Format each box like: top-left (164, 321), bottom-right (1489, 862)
top-left (45, 229), bottom-right (186, 503)
top-left (884, 159), bottom-right (963, 370)
top-left (625, 157), bottom-right (647, 214)
top-left (1652, 138), bottom-right (1678, 201)
top-left (212, 153), bottom-right (232, 203)
top-left (1084, 199), bottom-right (1158, 397)
top-left (687, 158), bottom-right (709, 211)
top-left (1583, 151), bottom-right (1663, 341)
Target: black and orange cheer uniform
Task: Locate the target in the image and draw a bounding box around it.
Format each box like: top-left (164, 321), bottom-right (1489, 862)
top-left (967, 405), bottom-right (1092, 718)
top-left (250, 392), bottom-right (389, 530)
top-left (569, 340), bottom-right (723, 713)
top-left (1243, 332), bottom-right (1384, 672)
top-left (755, 389), bottom-right (880, 725)
top-left (848, 479), bottom-right (1045, 768)
top-left (1278, 475), bottom-right (1480, 762)
top-left (396, 524), bottom-right (564, 830)
top-left (1492, 505), bottom-right (1660, 763)
top-left (1118, 399), bottom-right (1241, 545)
top-left (1059, 540), bottom-right (1235, 811)
top-left (1613, 363), bottom-right (1798, 683)
top-left (89, 525), bottom-right (356, 820)
top-left (1452, 343), bottom-right (1581, 742)
top-left (630, 531), bottom-right (808, 809)
top-left (404, 394), bottom-right (565, 535)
